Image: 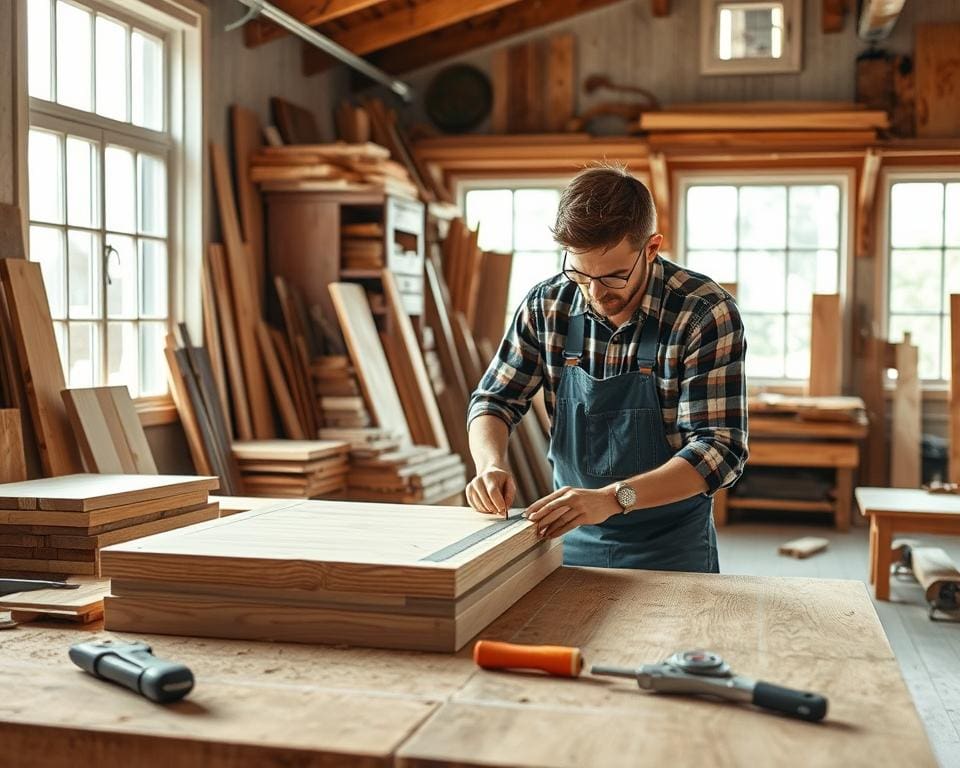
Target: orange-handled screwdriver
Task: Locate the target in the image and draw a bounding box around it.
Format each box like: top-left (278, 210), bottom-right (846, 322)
top-left (473, 640), bottom-right (584, 678)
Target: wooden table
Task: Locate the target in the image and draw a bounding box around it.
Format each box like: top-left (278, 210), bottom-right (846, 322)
top-left (714, 414), bottom-right (867, 530)
top-left (856, 487), bottom-right (960, 600)
top-left (0, 568), bottom-right (934, 767)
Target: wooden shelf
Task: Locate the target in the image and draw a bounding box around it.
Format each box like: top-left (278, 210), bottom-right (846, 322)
top-left (727, 497), bottom-right (834, 513)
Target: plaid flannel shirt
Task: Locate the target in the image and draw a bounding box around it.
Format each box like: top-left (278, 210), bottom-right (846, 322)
top-left (467, 256), bottom-right (749, 495)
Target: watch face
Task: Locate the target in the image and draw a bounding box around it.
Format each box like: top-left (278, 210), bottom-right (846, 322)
top-left (616, 484), bottom-right (636, 509)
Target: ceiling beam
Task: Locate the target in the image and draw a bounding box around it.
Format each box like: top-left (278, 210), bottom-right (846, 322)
top-left (858, 0), bottom-right (907, 41)
top-left (303, 0), bottom-right (526, 73)
top-left (243, 0), bottom-right (388, 48)
top-left (361, 0), bottom-right (626, 76)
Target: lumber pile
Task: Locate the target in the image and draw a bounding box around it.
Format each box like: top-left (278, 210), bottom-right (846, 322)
top-left (63, 386), bottom-right (158, 474)
top-left (101, 500), bottom-right (562, 652)
top-left (748, 394), bottom-right (867, 423)
top-left (0, 576), bottom-right (110, 624)
top-left (233, 440), bottom-right (351, 499)
top-left (340, 446), bottom-right (467, 505)
top-left (0, 474), bottom-right (219, 578)
top-left (341, 221), bottom-right (386, 270)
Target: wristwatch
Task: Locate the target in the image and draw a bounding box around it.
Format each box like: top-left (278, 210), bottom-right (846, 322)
top-left (614, 482), bottom-right (636, 513)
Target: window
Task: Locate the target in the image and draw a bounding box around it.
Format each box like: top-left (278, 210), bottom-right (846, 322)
top-left (25, 0), bottom-right (197, 398)
top-left (700, 0), bottom-right (802, 75)
top-left (885, 178), bottom-right (960, 381)
top-left (679, 179), bottom-right (845, 381)
top-left (464, 185), bottom-right (566, 332)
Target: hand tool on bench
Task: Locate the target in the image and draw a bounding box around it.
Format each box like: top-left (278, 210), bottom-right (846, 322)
top-left (892, 539), bottom-right (960, 621)
top-left (1, 578), bottom-right (81, 596)
top-left (69, 640), bottom-right (194, 703)
top-left (474, 641), bottom-right (828, 722)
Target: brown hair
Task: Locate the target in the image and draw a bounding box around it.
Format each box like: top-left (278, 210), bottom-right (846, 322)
top-left (552, 163), bottom-right (657, 252)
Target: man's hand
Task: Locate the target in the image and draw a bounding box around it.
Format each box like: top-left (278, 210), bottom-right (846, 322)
top-left (524, 486), bottom-right (621, 538)
top-left (466, 465), bottom-right (517, 516)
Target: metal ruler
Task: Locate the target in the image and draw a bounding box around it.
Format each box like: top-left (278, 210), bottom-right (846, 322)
top-left (420, 509), bottom-right (526, 562)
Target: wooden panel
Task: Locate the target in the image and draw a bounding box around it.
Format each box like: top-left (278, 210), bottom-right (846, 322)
top-left (747, 440), bottom-right (859, 468)
top-left (210, 145), bottom-right (274, 438)
top-left (0, 258), bottom-right (83, 476)
top-left (891, 337), bottom-right (921, 488)
top-left (62, 387), bottom-right (157, 474)
top-left (163, 342), bottom-right (213, 476)
top-left (329, 282), bottom-right (412, 443)
top-left (856, 486), bottom-right (960, 516)
top-left (201, 249), bottom-right (229, 438)
top-left (270, 97), bottom-right (321, 145)
top-left (490, 48), bottom-right (509, 133)
top-left (255, 321), bottom-right (306, 440)
top-left (0, 408), bottom-right (26, 482)
top-left (231, 105), bottom-right (265, 310)
top-left (232, 440), bottom-right (348, 462)
top-left (471, 251), bottom-right (513, 349)
top-left (950, 294), bottom-right (960, 484)
top-left (0, 576), bottom-right (108, 614)
top-left (915, 24), bottom-right (960, 137)
top-left (0, 474), bottom-right (218, 512)
top-left (807, 294), bottom-right (842, 397)
top-left (382, 271), bottom-right (449, 450)
top-left (546, 34), bottom-right (575, 132)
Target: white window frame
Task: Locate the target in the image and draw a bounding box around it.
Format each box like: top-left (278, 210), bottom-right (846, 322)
top-left (878, 168), bottom-right (960, 389)
top-left (700, 0), bottom-right (803, 76)
top-left (674, 168), bottom-right (854, 391)
top-left (23, 0), bottom-right (205, 406)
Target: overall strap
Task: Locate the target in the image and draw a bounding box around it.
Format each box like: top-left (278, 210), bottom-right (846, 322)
top-left (636, 313), bottom-right (659, 374)
top-left (563, 313), bottom-right (586, 366)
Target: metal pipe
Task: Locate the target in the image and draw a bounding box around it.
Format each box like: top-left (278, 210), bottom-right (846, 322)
top-left (231, 0), bottom-right (413, 101)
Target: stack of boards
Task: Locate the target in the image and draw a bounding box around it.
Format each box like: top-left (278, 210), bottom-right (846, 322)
top-left (319, 428), bottom-right (466, 505)
top-left (341, 222), bottom-right (385, 271)
top-left (0, 474), bottom-right (219, 578)
top-left (233, 440), bottom-right (351, 498)
top-left (101, 500), bottom-right (562, 652)
top-left (311, 357), bottom-right (372, 427)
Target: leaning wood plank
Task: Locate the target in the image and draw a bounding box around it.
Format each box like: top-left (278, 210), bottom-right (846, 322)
top-left (778, 536), bottom-right (829, 559)
top-left (231, 105), bottom-right (266, 310)
top-left (0, 409), bottom-right (27, 483)
top-left (256, 321), bottom-right (306, 440)
top-left (210, 143), bottom-right (274, 438)
top-left (207, 244), bottom-right (253, 440)
top-left (471, 251), bottom-right (513, 349)
top-left (62, 387), bottom-right (158, 474)
top-left (164, 342), bottom-right (214, 476)
top-left (546, 34), bottom-right (575, 132)
top-left (0, 259), bottom-right (83, 476)
top-left (951, 295), bottom-right (960, 484)
top-left (329, 283), bottom-right (412, 444)
top-left (891, 335), bottom-right (921, 489)
top-left (382, 271), bottom-right (448, 450)
top-left (639, 110), bottom-right (889, 131)
top-left (0, 474), bottom-right (218, 512)
top-left (807, 293), bottom-right (842, 397)
top-left (269, 327), bottom-right (311, 436)
top-left (201, 249), bottom-right (231, 439)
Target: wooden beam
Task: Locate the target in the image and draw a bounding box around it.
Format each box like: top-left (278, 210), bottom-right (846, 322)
top-left (304, 0), bottom-right (525, 73)
top-left (647, 152), bottom-right (670, 251)
top-left (365, 0), bottom-right (626, 75)
top-left (243, 0), bottom-right (387, 48)
top-left (822, 0), bottom-right (849, 33)
top-left (856, 148), bottom-right (882, 258)
top-left (858, 0), bottom-right (906, 41)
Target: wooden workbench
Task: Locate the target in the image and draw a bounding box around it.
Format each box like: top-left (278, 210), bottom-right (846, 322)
top-left (0, 568), bottom-right (934, 767)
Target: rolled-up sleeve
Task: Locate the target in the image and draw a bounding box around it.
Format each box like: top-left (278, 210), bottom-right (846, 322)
top-left (674, 298), bottom-right (749, 495)
top-left (466, 296), bottom-right (543, 432)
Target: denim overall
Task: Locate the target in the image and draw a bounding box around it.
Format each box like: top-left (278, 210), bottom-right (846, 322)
top-left (550, 307), bottom-right (719, 572)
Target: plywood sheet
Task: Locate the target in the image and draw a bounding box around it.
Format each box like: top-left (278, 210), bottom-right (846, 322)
top-left (0, 474), bottom-right (219, 511)
top-left (62, 387), bottom-right (157, 474)
top-left (0, 576), bottom-right (108, 614)
top-left (915, 24), bottom-right (960, 138)
top-left (232, 440), bottom-right (349, 462)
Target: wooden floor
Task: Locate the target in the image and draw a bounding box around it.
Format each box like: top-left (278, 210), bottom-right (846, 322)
top-left (718, 519), bottom-right (960, 768)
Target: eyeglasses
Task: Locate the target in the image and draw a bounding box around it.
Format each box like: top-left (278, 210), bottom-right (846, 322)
top-left (561, 241), bottom-right (648, 289)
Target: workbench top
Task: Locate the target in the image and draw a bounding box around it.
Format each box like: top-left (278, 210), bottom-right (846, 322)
top-left (0, 568), bottom-right (935, 767)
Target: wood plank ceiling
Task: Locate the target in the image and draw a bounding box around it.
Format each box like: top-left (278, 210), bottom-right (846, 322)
top-left (243, 0), bottom-right (631, 76)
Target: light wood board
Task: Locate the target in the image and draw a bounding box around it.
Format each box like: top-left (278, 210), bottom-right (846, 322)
top-left (0, 576), bottom-right (108, 614)
top-left (807, 293), bottom-right (841, 397)
top-left (232, 440), bottom-right (349, 462)
top-left (0, 408), bottom-right (27, 483)
top-left (0, 474), bottom-right (218, 511)
top-left (891, 337), bottom-right (921, 488)
top-left (231, 105), bottom-right (266, 310)
top-left (62, 387), bottom-right (157, 474)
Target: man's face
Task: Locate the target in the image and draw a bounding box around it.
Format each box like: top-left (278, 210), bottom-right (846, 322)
top-left (565, 235), bottom-right (659, 318)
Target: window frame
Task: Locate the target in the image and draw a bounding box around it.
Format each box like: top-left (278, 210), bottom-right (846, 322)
top-left (23, 0), bottom-right (205, 415)
top-left (878, 168), bottom-right (960, 390)
top-left (674, 168), bottom-right (854, 392)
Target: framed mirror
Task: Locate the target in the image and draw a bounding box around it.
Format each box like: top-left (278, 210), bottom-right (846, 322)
top-left (700, 0), bottom-right (802, 75)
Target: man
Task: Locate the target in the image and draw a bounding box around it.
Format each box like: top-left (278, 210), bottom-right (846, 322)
top-left (465, 164), bottom-right (748, 572)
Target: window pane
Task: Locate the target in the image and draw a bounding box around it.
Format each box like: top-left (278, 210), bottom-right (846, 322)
top-left (946, 184), bottom-right (960, 248)
top-left (785, 313), bottom-right (811, 380)
top-left (66, 136), bottom-right (97, 228)
top-left (787, 250), bottom-right (838, 314)
top-left (139, 239), bottom-right (167, 317)
top-left (686, 250), bottom-right (736, 283)
top-left (139, 321), bottom-right (167, 396)
top-left (105, 234), bottom-right (137, 318)
top-left (891, 183), bottom-right (944, 248)
top-left (132, 30), bottom-right (163, 131)
top-left (513, 189), bottom-right (560, 251)
top-left (738, 186), bottom-right (786, 249)
top-left (68, 229), bottom-right (100, 319)
top-left (944, 250), bottom-right (960, 310)
top-left (108, 321), bottom-right (138, 394)
top-left (789, 185), bottom-right (839, 249)
top-left (739, 251), bottom-right (785, 312)
top-left (28, 0), bottom-right (53, 100)
top-left (686, 186), bottom-right (737, 249)
top-left (138, 153), bottom-right (166, 236)
top-left (29, 129), bottom-right (63, 224)
top-left (68, 321), bottom-right (97, 387)
top-left (105, 146), bottom-right (136, 233)
top-left (888, 314), bottom-right (940, 380)
top-left (29, 225), bottom-right (66, 318)
top-left (889, 249), bottom-right (941, 313)
top-left (743, 313), bottom-right (785, 378)
top-left (55, 0), bottom-right (92, 112)
top-left (95, 15), bottom-right (128, 122)
top-left (508, 251), bottom-right (562, 318)
top-left (465, 190), bottom-right (512, 252)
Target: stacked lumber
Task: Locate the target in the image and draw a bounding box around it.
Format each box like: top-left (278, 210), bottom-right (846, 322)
top-left (341, 222), bottom-right (385, 270)
top-left (250, 143), bottom-right (419, 199)
top-left (749, 394), bottom-right (867, 423)
top-left (0, 576), bottom-right (110, 624)
top-left (340, 446), bottom-right (467, 505)
top-left (319, 396), bottom-right (371, 428)
top-left (233, 440), bottom-right (351, 498)
top-left (0, 474), bottom-right (219, 578)
top-left (101, 500), bottom-right (562, 652)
